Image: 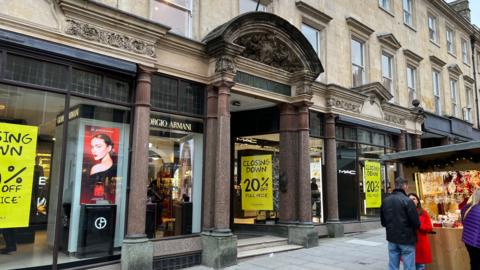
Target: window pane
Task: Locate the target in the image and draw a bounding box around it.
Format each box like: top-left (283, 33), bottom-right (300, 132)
top-left (104, 77), bottom-right (130, 103)
top-left (351, 39), bottom-right (363, 66)
top-left (239, 0), bottom-right (266, 13)
top-left (301, 24), bottom-right (320, 54)
top-left (152, 1), bottom-right (189, 36)
top-left (5, 54), bottom-right (68, 89)
top-left (0, 84), bottom-right (65, 268)
top-left (178, 81), bottom-right (205, 115)
top-left (151, 75), bottom-right (178, 111)
top-left (71, 69), bottom-right (102, 97)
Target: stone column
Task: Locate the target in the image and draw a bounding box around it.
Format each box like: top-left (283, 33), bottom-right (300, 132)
top-left (213, 80), bottom-right (233, 232)
top-left (414, 134), bottom-right (422, 150)
top-left (278, 103), bottom-right (298, 223)
top-left (202, 85), bottom-right (218, 231)
top-left (201, 80), bottom-right (237, 269)
top-left (325, 113), bottom-right (343, 237)
top-left (296, 102), bottom-right (312, 224)
top-left (122, 66), bottom-right (155, 270)
top-left (286, 102), bottom-right (318, 248)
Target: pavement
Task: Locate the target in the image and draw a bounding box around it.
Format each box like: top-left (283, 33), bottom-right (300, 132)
top-left (184, 228), bottom-right (389, 270)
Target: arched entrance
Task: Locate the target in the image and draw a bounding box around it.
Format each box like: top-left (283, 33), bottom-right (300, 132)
top-left (201, 12), bottom-right (323, 268)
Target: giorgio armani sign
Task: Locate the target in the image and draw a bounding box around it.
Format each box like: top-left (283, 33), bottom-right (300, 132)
top-left (150, 116), bottom-right (203, 133)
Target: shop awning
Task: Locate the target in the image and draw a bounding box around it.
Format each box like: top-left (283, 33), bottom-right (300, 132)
top-left (381, 140), bottom-right (480, 162)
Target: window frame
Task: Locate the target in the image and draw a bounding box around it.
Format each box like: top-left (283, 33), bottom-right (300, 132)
top-left (461, 38), bottom-right (470, 65)
top-left (351, 38), bottom-right (366, 87)
top-left (151, 0), bottom-right (193, 38)
top-left (406, 65), bottom-right (417, 106)
top-left (446, 27), bottom-right (455, 55)
top-left (239, 0), bottom-right (269, 14)
top-left (378, 0), bottom-right (392, 13)
top-left (428, 14), bottom-right (439, 44)
top-left (449, 78), bottom-right (459, 118)
top-left (465, 85), bottom-right (473, 122)
top-left (403, 0), bottom-right (413, 26)
top-left (432, 69), bottom-right (442, 115)
top-left (381, 51), bottom-right (394, 98)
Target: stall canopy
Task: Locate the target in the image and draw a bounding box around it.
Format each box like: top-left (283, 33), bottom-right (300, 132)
top-left (381, 141), bottom-right (480, 170)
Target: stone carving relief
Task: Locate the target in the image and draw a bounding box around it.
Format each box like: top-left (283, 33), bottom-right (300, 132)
top-left (215, 55), bottom-right (236, 73)
top-left (384, 113), bottom-right (406, 125)
top-left (326, 97), bottom-right (361, 113)
top-left (234, 32), bottom-right (303, 73)
top-left (65, 19), bottom-right (156, 57)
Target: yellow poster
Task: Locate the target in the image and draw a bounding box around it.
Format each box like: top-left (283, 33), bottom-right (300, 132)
top-left (365, 160), bottom-right (382, 208)
top-left (241, 155), bottom-right (273, 211)
top-left (0, 123), bottom-right (38, 228)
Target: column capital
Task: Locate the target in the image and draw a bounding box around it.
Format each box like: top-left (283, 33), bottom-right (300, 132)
top-left (292, 100), bottom-right (314, 111)
top-left (211, 79), bottom-right (235, 90)
top-left (137, 65), bottom-right (157, 75)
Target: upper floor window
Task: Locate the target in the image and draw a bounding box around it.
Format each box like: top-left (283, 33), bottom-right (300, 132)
top-left (302, 24), bottom-right (320, 54)
top-left (461, 38), bottom-right (469, 64)
top-left (351, 38), bottom-right (365, 87)
top-left (406, 65), bottom-right (416, 105)
top-left (403, 0), bottom-right (413, 26)
top-left (432, 70), bottom-right (442, 115)
top-left (465, 86), bottom-right (473, 122)
top-left (450, 78), bottom-right (459, 117)
top-left (152, 0), bottom-right (192, 37)
top-left (239, 0), bottom-right (267, 13)
top-left (381, 52), bottom-right (394, 96)
top-left (446, 28), bottom-right (455, 54)
top-left (379, 0), bottom-right (391, 12)
top-left (428, 15), bottom-right (438, 43)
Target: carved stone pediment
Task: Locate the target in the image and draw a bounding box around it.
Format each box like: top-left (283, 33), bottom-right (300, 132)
top-left (234, 32), bottom-right (304, 73)
top-left (447, 64), bottom-right (463, 75)
top-left (326, 97), bottom-right (361, 113)
top-left (377, 33), bottom-right (401, 50)
top-left (352, 82), bottom-right (393, 103)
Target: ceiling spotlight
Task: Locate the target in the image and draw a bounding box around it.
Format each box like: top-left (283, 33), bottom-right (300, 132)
top-left (231, 100), bottom-right (241, 106)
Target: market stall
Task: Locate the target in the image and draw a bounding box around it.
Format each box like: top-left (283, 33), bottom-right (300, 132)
top-left (382, 141), bottom-right (480, 270)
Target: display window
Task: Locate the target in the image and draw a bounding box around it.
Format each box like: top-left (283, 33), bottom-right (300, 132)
top-left (0, 47), bottom-right (134, 269)
top-left (233, 134), bottom-right (279, 225)
top-left (309, 138), bottom-right (324, 223)
top-left (0, 84), bottom-right (65, 268)
top-left (416, 170), bottom-right (480, 227)
top-left (147, 113), bottom-right (203, 238)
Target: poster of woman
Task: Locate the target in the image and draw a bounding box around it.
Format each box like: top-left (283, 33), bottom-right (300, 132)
top-left (80, 125), bottom-right (120, 204)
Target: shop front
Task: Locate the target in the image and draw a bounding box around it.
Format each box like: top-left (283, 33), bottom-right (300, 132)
top-left (0, 31), bottom-right (136, 269)
top-left (382, 141), bottom-right (480, 270)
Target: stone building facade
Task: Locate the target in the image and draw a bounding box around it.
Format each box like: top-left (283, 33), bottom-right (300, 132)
top-left (0, 0), bottom-right (479, 269)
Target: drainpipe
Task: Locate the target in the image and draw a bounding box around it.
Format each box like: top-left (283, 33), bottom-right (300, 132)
top-left (471, 35), bottom-right (480, 128)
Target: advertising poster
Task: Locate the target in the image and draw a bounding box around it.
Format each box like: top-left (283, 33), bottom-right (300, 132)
top-left (365, 160), bottom-right (382, 208)
top-left (0, 123), bottom-right (38, 228)
top-left (80, 125), bottom-right (120, 204)
top-left (241, 154), bottom-right (273, 211)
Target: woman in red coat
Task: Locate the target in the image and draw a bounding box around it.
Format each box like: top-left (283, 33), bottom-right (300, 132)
top-left (408, 193), bottom-right (433, 270)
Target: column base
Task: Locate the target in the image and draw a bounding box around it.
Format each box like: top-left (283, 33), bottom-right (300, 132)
top-left (121, 237), bottom-right (153, 270)
top-left (288, 225), bottom-right (318, 248)
top-left (326, 222), bottom-right (344, 238)
top-left (201, 231), bottom-right (237, 269)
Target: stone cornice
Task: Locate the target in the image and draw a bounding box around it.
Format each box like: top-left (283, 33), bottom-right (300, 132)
top-left (427, 0), bottom-right (475, 34)
top-left (430, 55), bottom-right (447, 67)
top-left (463, 75), bottom-right (475, 84)
top-left (403, 49), bottom-right (424, 63)
top-left (346, 17), bottom-right (374, 37)
top-left (377, 33), bottom-right (401, 50)
top-left (159, 34), bottom-right (208, 59)
top-left (295, 1), bottom-right (333, 24)
top-left (236, 57), bottom-right (291, 85)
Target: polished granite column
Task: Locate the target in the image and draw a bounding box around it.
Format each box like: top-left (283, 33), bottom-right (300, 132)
top-left (122, 65), bottom-right (155, 270)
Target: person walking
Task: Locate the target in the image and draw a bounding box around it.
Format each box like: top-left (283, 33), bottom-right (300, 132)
top-left (381, 176), bottom-right (420, 270)
top-left (462, 189), bottom-right (480, 270)
top-left (408, 193), bottom-right (432, 270)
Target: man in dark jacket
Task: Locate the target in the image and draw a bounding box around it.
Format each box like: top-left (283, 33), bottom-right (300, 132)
top-left (381, 176), bottom-right (420, 270)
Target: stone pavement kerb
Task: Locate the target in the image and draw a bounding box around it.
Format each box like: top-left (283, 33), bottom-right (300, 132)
top-left (185, 228), bottom-right (389, 270)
